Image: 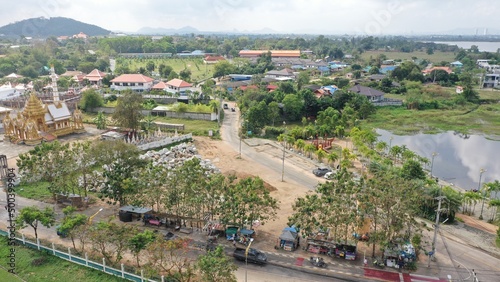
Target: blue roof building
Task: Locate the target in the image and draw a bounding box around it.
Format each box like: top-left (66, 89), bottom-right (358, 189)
top-left (380, 66), bottom-right (397, 74)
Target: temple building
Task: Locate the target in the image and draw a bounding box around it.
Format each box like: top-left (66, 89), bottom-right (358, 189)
top-left (2, 66), bottom-right (85, 145)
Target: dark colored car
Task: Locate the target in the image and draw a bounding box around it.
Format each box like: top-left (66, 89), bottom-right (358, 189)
top-left (233, 247), bottom-right (267, 265)
top-left (223, 103), bottom-right (229, 109)
top-left (164, 231), bottom-right (177, 241)
top-left (231, 107), bottom-right (236, 112)
top-left (312, 167), bottom-right (332, 177)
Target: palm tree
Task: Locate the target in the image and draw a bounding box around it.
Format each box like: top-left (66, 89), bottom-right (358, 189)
top-left (316, 149), bottom-right (327, 164)
top-left (488, 199), bottom-right (500, 222)
top-left (326, 152), bottom-right (339, 169)
top-left (285, 135), bottom-right (296, 150)
top-left (483, 181), bottom-right (500, 221)
top-left (389, 145), bottom-right (403, 162)
top-left (304, 143), bottom-right (316, 159)
top-left (375, 141), bottom-right (388, 154)
top-left (295, 139), bottom-right (306, 154)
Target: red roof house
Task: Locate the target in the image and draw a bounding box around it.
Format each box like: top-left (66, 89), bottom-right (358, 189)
top-left (110, 74), bottom-right (155, 92)
top-left (204, 55), bottom-right (226, 64)
top-left (84, 69), bottom-right (107, 85)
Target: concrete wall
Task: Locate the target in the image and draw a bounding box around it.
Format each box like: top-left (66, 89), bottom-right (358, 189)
top-left (92, 107), bottom-right (216, 121)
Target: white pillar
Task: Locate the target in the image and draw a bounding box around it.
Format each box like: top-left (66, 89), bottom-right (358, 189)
top-left (37, 238), bottom-right (40, 250)
top-left (103, 258), bottom-right (106, 272)
top-left (68, 247), bottom-right (71, 261)
top-left (121, 264), bottom-right (125, 278)
top-left (52, 242), bottom-right (55, 255)
top-left (85, 253), bottom-right (88, 266)
top-left (22, 233), bottom-right (25, 244)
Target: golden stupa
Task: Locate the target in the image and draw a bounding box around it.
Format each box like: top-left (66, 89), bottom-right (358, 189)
top-left (2, 66), bottom-right (85, 145)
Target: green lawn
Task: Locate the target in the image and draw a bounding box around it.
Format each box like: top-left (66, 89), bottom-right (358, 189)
top-left (154, 116), bottom-right (219, 136)
top-left (364, 103), bottom-right (500, 136)
top-left (0, 269), bottom-right (24, 282)
top-left (15, 181), bottom-right (53, 202)
top-left (120, 58), bottom-right (214, 82)
top-left (0, 237), bottom-right (127, 282)
top-left (360, 50), bottom-right (457, 64)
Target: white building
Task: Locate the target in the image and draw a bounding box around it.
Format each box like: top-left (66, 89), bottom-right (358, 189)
top-left (110, 74), bottom-right (154, 92)
top-left (165, 79), bottom-right (193, 100)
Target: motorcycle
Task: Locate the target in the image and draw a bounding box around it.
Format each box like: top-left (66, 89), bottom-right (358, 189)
top-left (373, 258), bottom-right (385, 269)
top-left (309, 257), bottom-right (327, 268)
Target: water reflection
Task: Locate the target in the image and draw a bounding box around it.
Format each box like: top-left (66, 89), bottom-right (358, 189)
top-left (376, 129), bottom-right (500, 190)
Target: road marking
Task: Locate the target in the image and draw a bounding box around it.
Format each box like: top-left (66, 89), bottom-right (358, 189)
top-left (400, 273), bottom-right (404, 282)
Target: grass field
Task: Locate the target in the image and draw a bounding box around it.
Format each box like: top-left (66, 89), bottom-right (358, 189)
top-left (360, 50), bottom-right (457, 64)
top-left (16, 181), bottom-right (53, 202)
top-left (119, 58), bottom-right (214, 82)
top-left (0, 237), bottom-right (127, 282)
top-left (0, 269), bottom-right (24, 282)
top-left (363, 103), bottom-right (500, 136)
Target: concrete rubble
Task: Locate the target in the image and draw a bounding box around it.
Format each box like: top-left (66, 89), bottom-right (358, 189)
top-left (139, 142), bottom-right (221, 174)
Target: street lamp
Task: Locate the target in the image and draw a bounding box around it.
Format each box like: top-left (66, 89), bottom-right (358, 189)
top-left (281, 121), bottom-right (286, 182)
top-left (428, 195), bottom-right (446, 267)
top-left (430, 152), bottom-right (438, 177)
top-left (88, 208), bottom-right (103, 225)
top-left (245, 238), bottom-right (254, 282)
top-left (388, 137), bottom-right (394, 153)
top-left (478, 168), bottom-right (487, 220)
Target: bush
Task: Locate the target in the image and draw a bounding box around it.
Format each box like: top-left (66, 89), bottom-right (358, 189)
top-left (263, 126), bottom-right (286, 138)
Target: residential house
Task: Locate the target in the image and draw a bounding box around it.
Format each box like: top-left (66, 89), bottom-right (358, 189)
top-left (456, 86), bottom-right (464, 94)
top-left (422, 66), bottom-right (453, 75)
top-left (314, 85), bottom-right (338, 98)
top-left (477, 59), bottom-right (491, 68)
top-left (380, 66), bottom-right (397, 74)
top-left (84, 69), bottom-right (107, 86)
top-left (229, 74), bottom-right (253, 81)
top-left (265, 68), bottom-right (296, 80)
top-left (110, 74), bottom-right (154, 92)
top-left (151, 81), bottom-right (168, 91)
top-left (317, 66), bottom-right (331, 76)
top-left (73, 32), bottom-right (88, 39)
top-left (349, 84), bottom-right (384, 102)
top-left (203, 55), bottom-right (225, 64)
top-left (165, 79), bottom-right (194, 99)
top-left (266, 84), bottom-right (278, 92)
top-left (369, 74), bottom-right (387, 82)
top-left (483, 74), bottom-right (499, 88)
top-left (450, 61), bottom-right (463, 68)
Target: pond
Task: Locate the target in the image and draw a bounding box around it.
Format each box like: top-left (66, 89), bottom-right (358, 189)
top-left (376, 129), bottom-right (500, 191)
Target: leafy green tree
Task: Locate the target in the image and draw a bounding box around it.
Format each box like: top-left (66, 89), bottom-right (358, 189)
top-left (146, 61), bottom-right (155, 72)
top-left (282, 94), bottom-right (304, 121)
top-left (112, 90), bottom-right (143, 130)
top-left (267, 101), bottom-right (280, 126)
top-left (90, 221), bottom-right (134, 264)
top-left (129, 230), bottom-right (157, 267)
top-left (16, 206), bottom-right (55, 240)
top-left (400, 159), bottom-right (426, 180)
top-left (218, 177), bottom-right (279, 229)
top-left (167, 70), bottom-right (179, 80)
top-left (179, 68), bottom-right (192, 81)
top-left (94, 111), bottom-right (107, 129)
top-left (159, 64), bottom-right (173, 78)
top-left (58, 206), bottom-right (88, 250)
top-left (213, 60), bottom-right (235, 78)
top-left (296, 71), bottom-right (310, 90)
top-left (80, 89), bottom-right (104, 112)
top-left (196, 246), bottom-right (237, 282)
top-left (146, 237), bottom-right (196, 281)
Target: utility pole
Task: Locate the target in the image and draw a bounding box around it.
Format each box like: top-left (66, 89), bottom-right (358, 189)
top-left (430, 152), bottom-right (438, 177)
top-left (428, 195), bottom-right (446, 267)
top-left (478, 168), bottom-right (487, 220)
top-left (281, 121), bottom-right (286, 182)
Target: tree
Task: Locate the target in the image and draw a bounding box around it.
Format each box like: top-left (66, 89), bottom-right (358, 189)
top-left (213, 60), bottom-right (235, 78)
top-left (58, 206), bottom-right (87, 250)
top-left (296, 71), bottom-right (310, 90)
top-left (146, 237), bottom-right (196, 282)
top-left (17, 206), bottom-right (55, 240)
top-left (196, 246), bottom-right (238, 282)
top-left (94, 111), bottom-right (107, 129)
top-left (159, 64), bottom-right (173, 78)
top-left (80, 89), bottom-right (104, 112)
top-left (146, 61), bottom-right (155, 72)
top-left (218, 176), bottom-right (279, 229)
top-left (129, 230), bottom-right (157, 267)
top-left (267, 101), bottom-right (280, 126)
top-left (112, 90), bottom-right (143, 130)
top-left (179, 68), bottom-right (192, 81)
top-left (90, 221), bottom-right (133, 264)
top-left (282, 94), bottom-right (304, 121)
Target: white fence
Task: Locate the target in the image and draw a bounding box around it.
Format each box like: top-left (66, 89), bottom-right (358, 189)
top-left (135, 133), bottom-right (193, 151)
top-left (0, 230), bottom-right (162, 282)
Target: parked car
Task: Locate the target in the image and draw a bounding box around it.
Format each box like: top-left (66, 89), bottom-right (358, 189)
top-left (164, 231), bottom-right (177, 241)
top-left (312, 167), bottom-right (332, 177)
top-left (324, 171), bottom-right (336, 179)
top-left (223, 103), bottom-right (229, 109)
top-left (231, 107), bottom-right (236, 112)
top-left (233, 247), bottom-right (267, 265)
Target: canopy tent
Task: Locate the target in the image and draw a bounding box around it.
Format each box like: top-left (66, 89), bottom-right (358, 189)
top-left (277, 227), bottom-right (300, 251)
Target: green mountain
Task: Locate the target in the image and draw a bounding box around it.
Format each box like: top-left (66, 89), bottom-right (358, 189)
top-left (0, 17), bottom-right (111, 37)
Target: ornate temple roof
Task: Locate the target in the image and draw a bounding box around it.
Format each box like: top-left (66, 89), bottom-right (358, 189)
top-left (22, 92), bottom-right (46, 119)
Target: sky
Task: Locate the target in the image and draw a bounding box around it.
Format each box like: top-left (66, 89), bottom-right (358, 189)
top-left (0, 0), bottom-right (499, 35)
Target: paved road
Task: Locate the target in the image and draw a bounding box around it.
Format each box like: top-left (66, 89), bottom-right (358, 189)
top-left (221, 103), bottom-right (323, 190)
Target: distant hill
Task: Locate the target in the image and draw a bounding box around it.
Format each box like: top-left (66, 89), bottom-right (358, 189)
top-left (0, 17), bottom-right (111, 37)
